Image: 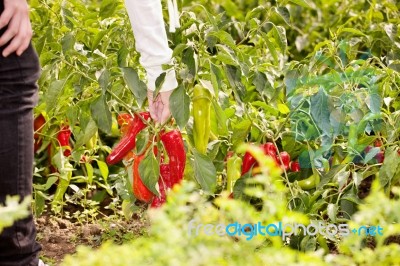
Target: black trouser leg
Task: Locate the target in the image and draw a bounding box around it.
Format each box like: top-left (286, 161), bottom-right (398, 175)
top-left (0, 41), bottom-right (42, 266)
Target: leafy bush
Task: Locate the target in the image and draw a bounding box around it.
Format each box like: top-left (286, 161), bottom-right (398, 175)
top-left (62, 147), bottom-right (400, 265)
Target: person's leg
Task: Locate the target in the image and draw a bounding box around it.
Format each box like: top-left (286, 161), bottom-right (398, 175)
top-left (0, 42), bottom-right (42, 266)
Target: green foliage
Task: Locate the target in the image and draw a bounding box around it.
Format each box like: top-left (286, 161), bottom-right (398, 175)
top-left (30, 0), bottom-right (400, 262)
top-left (62, 151), bottom-right (400, 265)
top-left (0, 196), bottom-right (31, 233)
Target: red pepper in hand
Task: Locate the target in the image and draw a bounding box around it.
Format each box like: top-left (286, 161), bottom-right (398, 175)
top-left (160, 129), bottom-right (186, 186)
top-left (151, 164), bottom-right (170, 208)
top-left (132, 153), bottom-right (155, 203)
top-left (57, 126), bottom-right (72, 156)
top-left (106, 112), bottom-right (151, 165)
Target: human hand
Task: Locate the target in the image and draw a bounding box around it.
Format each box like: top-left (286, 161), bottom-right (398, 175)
top-left (147, 89), bottom-right (173, 124)
top-left (0, 0), bottom-right (32, 57)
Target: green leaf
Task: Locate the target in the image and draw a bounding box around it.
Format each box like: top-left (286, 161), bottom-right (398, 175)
top-left (45, 79), bottom-right (67, 113)
top-left (117, 47), bottom-right (130, 67)
top-left (170, 85), bottom-right (190, 129)
top-left (85, 163), bottom-right (94, 184)
top-left (278, 103), bottom-right (290, 114)
top-left (231, 119), bottom-right (252, 149)
top-left (192, 150), bottom-right (217, 193)
top-left (327, 203), bottom-right (338, 223)
top-left (253, 71), bottom-right (274, 99)
top-left (245, 6), bottom-right (266, 21)
top-left (97, 160), bottom-right (109, 182)
top-left (61, 33), bottom-right (75, 54)
top-left (210, 62), bottom-right (222, 95)
top-left (98, 69), bottom-right (110, 95)
top-left (211, 99), bottom-right (229, 136)
top-left (100, 0), bottom-right (119, 19)
top-left (90, 95), bottom-right (112, 135)
top-left (75, 118), bottom-right (98, 149)
top-left (288, 0), bottom-right (312, 8)
top-left (209, 30), bottom-right (237, 51)
top-left (337, 27), bottom-right (366, 37)
top-left (310, 88), bottom-right (331, 135)
top-left (379, 147), bottom-right (400, 188)
top-left (182, 47), bottom-right (196, 79)
top-left (225, 65), bottom-right (246, 101)
top-left (364, 147), bottom-right (380, 164)
top-left (154, 72), bottom-right (166, 98)
top-left (139, 152), bottom-right (160, 196)
top-left (276, 7), bottom-right (291, 25)
top-left (121, 67), bottom-right (147, 107)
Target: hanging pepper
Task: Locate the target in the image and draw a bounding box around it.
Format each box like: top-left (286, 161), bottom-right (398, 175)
top-left (151, 164), bottom-right (170, 208)
top-left (106, 112), bottom-right (151, 165)
top-left (227, 154), bottom-right (242, 193)
top-left (160, 129), bottom-right (186, 186)
top-left (241, 151), bottom-right (257, 175)
top-left (192, 84), bottom-right (212, 154)
top-left (132, 153), bottom-right (155, 203)
top-left (57, 125), bottom-right (72, 156)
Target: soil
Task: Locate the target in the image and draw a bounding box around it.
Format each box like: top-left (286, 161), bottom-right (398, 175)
top-left (35, 209), bottom-right (149, 265)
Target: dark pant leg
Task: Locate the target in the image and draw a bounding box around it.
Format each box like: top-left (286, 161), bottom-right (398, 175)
top-left (0, 41), bottom-right (42, 266)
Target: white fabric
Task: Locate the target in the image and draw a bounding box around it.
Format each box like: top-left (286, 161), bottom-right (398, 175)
top-left (125, 0), bottom-right (179, 92)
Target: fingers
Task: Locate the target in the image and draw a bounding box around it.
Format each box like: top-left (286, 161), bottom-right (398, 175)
top-left (0, 6), bottom-right (13, 31)
top-left (159, 91), bottom-right (172, 124)
top-left (147, 90), bottom-right (158, 121)
top-left (0, 0), bottom-right (32, 57)
top-left (147, 90), bottom-right (172, 124)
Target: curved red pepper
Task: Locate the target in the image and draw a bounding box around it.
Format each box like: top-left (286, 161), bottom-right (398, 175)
top-left (132, 153), bottom-right (155, 203)
top-left (241, 151), bottom-right (257, 175)
top-left (151, 164), bottom-right (170, 208)
top-left (57, 126), bottom-right (72, 156)
top-left (106, 112), bottom-right (151, 165)
top-left (160, 130), bottom-right (186, 186)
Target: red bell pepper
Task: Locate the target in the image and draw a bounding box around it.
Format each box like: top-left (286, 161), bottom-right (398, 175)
top-left (278, 151), bottom-right (290, 170)
top-left (290, 161), bottom-right (300, 172)
top-left (160, 129), bottom-right (186, 186)
top-left (241, 151), bottom-right (257, 175)
top-left (106, 112), bottom-right (151, 165)
top-left (132, 153), bottom-right (155, 203)
top-left (151, 164), bottom-right (170, 208)
top-left (261, 142), bottom-right (278, 158)
top-left (57, 126), bottom-right (72, 156)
